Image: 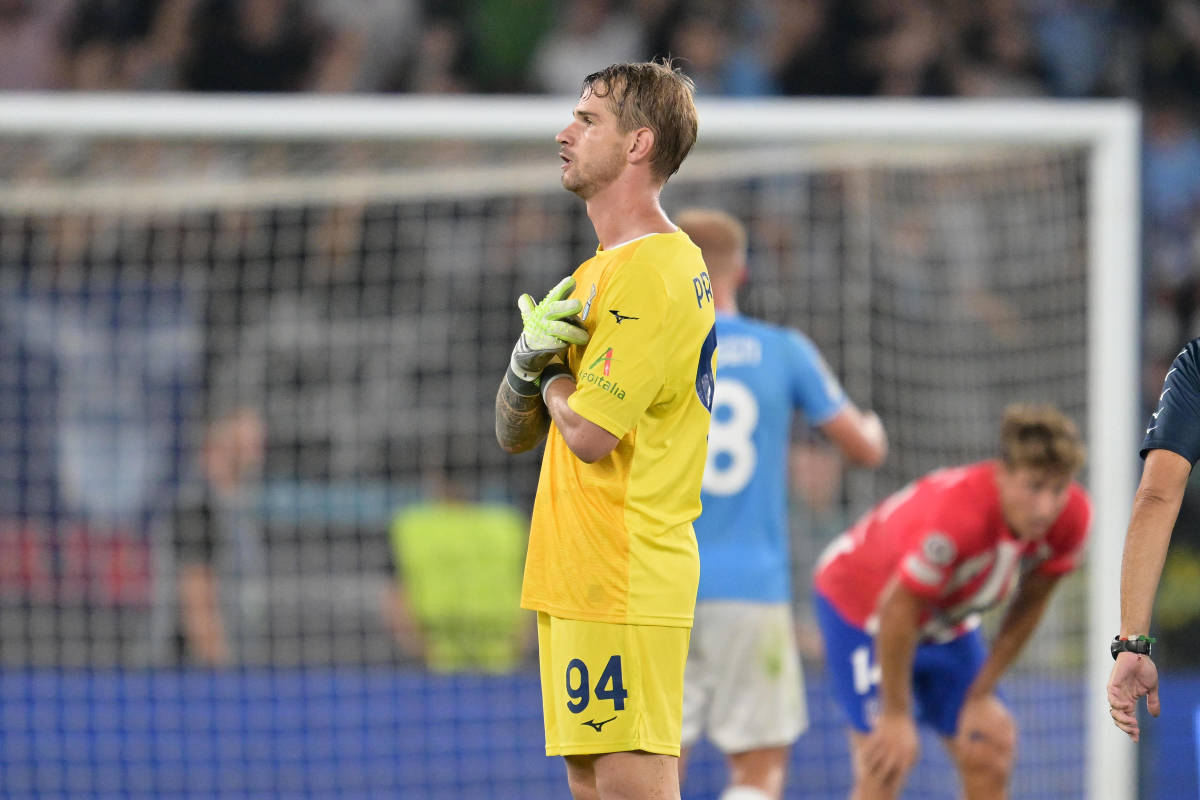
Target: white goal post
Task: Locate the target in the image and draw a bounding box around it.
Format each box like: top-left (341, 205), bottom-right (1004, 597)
top-left (0, 94), bottom-right (1139, 799)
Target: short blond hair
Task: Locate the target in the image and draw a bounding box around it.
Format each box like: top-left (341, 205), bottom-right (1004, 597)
top-left (581, 58), bottom-right (698, 182)
top-left (674, 208), bottom-right (746, 279)
top-left (999, 403), bottom-right (1086, 475)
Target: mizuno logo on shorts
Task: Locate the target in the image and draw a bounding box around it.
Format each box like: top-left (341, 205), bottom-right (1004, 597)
top-left (581, 716), bottom-right (618, 732)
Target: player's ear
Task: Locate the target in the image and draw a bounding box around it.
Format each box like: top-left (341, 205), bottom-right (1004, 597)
top-left (627, 127), bottom-right (655, 165)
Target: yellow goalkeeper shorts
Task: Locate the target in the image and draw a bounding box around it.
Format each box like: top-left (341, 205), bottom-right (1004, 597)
top-left (536, 611), bottom-right (690, 757)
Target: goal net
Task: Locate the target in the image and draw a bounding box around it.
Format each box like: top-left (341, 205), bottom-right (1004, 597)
top-left (0, 96), bottom-right (1138, 799)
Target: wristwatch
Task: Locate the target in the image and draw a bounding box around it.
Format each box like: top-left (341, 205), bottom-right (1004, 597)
top-left (1111, 635), bottom-right (1154, 660)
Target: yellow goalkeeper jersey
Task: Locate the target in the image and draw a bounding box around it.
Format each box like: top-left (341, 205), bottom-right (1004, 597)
top-left (521, 229), bottom-right (717, 627)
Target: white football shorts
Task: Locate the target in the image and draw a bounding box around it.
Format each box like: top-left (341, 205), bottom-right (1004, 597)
top-left (681, 600), bottom-right (807, 753)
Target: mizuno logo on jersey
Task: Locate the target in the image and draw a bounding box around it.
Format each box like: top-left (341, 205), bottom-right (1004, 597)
top-left (608, 309), bottom-right (638, 324)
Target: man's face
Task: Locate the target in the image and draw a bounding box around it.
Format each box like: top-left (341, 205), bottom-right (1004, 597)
top-left (555, 87), bottom-right (630, 199)
top-left (996, 464), bottom-right (1074, 541)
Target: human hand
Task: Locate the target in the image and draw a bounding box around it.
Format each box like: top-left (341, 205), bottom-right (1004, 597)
top-left (508, 276), bottom-right (589, 391)
top-left (1108, 652), bottom-right (1160, 742)
top-left (861, 710), bottom-right (919, 789)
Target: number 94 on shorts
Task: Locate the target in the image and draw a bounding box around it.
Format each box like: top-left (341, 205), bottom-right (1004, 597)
top-left (536, 611), bottom-right (691, 757)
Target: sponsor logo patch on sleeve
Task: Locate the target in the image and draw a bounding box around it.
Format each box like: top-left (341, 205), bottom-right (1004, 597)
top-left (921, 532), bottom-right (956, 566)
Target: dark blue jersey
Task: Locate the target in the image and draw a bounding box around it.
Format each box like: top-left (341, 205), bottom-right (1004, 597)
top-left (1142, 338), bottom-right (1200, 464)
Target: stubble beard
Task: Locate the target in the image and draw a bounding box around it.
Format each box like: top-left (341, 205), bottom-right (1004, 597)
top-left (562, 149), bottom-right (624, 200)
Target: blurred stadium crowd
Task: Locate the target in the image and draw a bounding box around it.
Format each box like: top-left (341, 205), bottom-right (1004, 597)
top-left (3, 0), bottom-right (1200, 376)
top-left (0, 0), bottom-right (1189, 99)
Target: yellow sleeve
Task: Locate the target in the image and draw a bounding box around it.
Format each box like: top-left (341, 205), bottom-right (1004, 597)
top-left (568, 264), bottom-right (667, 438)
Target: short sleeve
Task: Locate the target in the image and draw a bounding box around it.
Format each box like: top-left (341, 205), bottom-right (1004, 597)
top-left (569, 266), bottom-right (668, 438)
top-left (897, 527), bottom-right (961, 600)
top-left (1142, 339), bottom-right (1200, 465)
top-left (785, 330), bottom-right (847, 426)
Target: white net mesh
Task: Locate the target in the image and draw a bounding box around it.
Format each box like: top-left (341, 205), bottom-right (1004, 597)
top-left (0, 117), bottom-right (1099, 798)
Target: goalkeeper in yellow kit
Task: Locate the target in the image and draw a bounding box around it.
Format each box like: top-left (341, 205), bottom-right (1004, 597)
top-left (495, 59), bottom-right (715, 800)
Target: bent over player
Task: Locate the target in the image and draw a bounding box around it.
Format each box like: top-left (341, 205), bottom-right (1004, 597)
top-left (495, 60), bottom-right (715, 800)
top-left (814, 404), bottom-right (1090, 800)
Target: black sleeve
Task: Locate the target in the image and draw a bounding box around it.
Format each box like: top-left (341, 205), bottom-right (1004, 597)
top-left (1142, 338), bottom-right (1200, 465)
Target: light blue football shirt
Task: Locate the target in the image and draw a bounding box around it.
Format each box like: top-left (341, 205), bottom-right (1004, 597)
top-left (695, 312), bottom-right (847, 603)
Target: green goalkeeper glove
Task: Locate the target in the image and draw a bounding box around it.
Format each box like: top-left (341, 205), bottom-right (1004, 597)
top-left (507, 276), bottom-right (590, 396)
